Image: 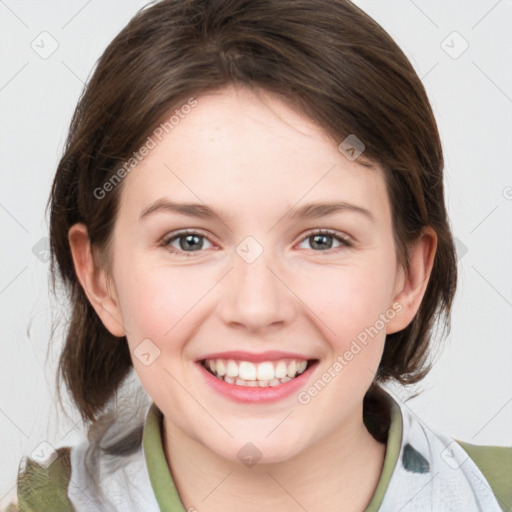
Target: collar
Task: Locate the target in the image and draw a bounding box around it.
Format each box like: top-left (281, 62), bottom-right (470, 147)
top-left (143, 401), bottom-right (187, 511)
top-left (142, 389), bottom-right (403, 511)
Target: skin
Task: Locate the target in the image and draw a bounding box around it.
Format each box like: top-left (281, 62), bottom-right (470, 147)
top-left (69, 84), bottom-right (437, 511)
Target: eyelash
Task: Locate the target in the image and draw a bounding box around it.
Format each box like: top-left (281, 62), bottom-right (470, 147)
top-left (160, 228), bottom-right (353, 257)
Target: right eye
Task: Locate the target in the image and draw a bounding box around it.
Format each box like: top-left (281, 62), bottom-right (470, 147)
top-left (161, 230), bottom-right (215, 257)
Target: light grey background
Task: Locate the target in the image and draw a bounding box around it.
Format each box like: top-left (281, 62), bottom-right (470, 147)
top-left (1, 0), bottom-right (511, 506)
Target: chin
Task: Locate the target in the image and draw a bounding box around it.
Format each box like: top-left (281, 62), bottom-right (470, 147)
top-left (214, 431), bottom-right (309, 467)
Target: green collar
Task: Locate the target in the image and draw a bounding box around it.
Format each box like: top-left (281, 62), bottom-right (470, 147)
top-left (364, 395), bottom-right (402, 511)
top-left (143, 402), bottom-right (187, 511)
top-left (142, 396), bottom-right (403, 511)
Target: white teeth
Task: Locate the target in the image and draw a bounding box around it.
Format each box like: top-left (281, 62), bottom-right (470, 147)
top-left (275, 361), bottom-right (287, 379)
top-left (287, 360), bottom-right (297, 378)
top-left (226, 360), bottom-right (239, 378)
top-left (203, 357), bottom-right (312, 387)
top-left (257, 362), bottom-right (275, 381)
top-left (216, 360), bottom-right (226, 376)
top-left (238, 361), bottom-right (257, 381)
top-left (235, 378), bottom-right (258, 387)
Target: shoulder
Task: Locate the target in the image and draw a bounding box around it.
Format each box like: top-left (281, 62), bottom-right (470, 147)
top-left (15, 446), bottom-right (74, 512)
top-left (455, 439), bottom-right (512, 512)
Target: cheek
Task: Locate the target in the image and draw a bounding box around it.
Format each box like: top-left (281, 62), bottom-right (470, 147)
top-left (114, 265), bottom-right (204, 398)
top-left (115, 260), bottom-right (219, 351)
top-left (294, 256), bottom-right (398, 344)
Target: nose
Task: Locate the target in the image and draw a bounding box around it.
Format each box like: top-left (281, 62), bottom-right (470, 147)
top-left (217, 246), bottom-right (296, 334)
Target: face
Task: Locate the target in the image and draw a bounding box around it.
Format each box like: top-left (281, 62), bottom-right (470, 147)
top-left (85, 85), bottom-right (412, 463)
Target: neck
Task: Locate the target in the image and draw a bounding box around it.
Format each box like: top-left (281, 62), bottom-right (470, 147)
top-left (162, 402), bottom-right (387, 512)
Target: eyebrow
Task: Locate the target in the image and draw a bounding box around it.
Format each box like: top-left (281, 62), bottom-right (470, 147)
top-left (139, 199), bottom-right (374, 223)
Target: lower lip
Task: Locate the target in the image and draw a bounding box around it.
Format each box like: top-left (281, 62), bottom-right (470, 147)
top-left (197, 361), bottom-right (318, 404)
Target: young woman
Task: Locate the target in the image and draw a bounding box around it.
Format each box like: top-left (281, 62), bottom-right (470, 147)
top-left (12, 0), bottom-right (511, 510)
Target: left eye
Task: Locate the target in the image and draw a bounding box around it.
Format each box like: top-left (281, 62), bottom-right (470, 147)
top-left (297, 229), bottom-right (353, 252)
top-left (161, 229), bottom-right (352, 257)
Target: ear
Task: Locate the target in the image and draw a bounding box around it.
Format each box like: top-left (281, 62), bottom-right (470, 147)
top-left (68, 223), bottom-right (126, 337)
top-left (386, 226), bottom-right (437, 334)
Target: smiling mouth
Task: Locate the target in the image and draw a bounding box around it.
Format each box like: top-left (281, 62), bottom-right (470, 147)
top-left (200, 358), bottom-right (318, 387)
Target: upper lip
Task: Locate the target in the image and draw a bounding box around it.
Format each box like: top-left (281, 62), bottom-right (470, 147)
top-left (198, 350), bottom-right (315, 363)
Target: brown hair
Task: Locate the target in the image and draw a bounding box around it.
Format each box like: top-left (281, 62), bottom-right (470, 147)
top-left (48, 0), bottom-right (457, 426)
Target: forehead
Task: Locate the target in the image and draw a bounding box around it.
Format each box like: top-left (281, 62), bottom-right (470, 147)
top-left (118, 85), bottom-right (389, 226)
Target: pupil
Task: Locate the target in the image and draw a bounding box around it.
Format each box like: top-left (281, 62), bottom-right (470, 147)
top-left (181, 234), bottom-right (202, 251)
top-left (311, 234), bottom-right (332, 250)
